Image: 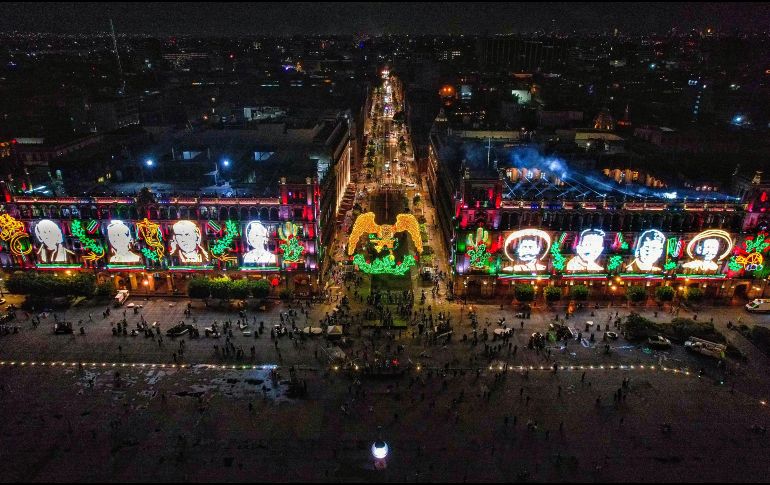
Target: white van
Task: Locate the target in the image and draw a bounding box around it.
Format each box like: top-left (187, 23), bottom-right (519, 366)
top-left (745, 299), bottom-right (770, 313)
top-left (114, 290), bottom-right (129, 307)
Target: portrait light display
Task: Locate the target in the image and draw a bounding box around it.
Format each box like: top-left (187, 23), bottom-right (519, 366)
top-left (683, 229), bottom-right (733, 273)
top-left (625, 229), bottom-right (665, 273)
top-left (33, 219), bottom-right (75, 265)
top-left (566, 229), bottom-right (606, 272)
top-left (348, 212), bottom-right (422, 275)
top-left (242, 221), bottom-right (277, 265)
top-left (503, 229), bottom-right (551, 273)
top-left (105, 220), bottom-right (142, 265)
top-left (169, 220), bottom-right (209, 264)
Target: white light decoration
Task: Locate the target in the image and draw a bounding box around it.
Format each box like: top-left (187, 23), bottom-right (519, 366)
top-left (503, 229), bottom-right (551, 272)
top-left (371, 441), bottom-right (389, 460)
top-left (242, 221), bottom-right (277, 265)
top-left (626, 229), bottom-right (665, 272)
top-left (106, 220), bottom-right (143, 264)
top-left (33, 219), bottom-right (75, 263)
top-left (566, 229), bottom-right (606, 272)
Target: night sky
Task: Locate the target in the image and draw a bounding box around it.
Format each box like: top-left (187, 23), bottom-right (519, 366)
top-left (0, 2), bottom-right (766, 35)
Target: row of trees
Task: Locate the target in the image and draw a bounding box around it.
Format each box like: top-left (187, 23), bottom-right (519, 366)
top-left (187, 277), bottom-right (271, 301)
top-left (511, 284), bottom-right (701, 304)
top-left (6, 272), bottom-right (116, 299)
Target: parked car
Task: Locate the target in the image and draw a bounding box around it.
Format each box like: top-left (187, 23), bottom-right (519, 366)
top-left (745, 299), bottom-right (770, 313)
top-left (647, 335), bottom-right (672, 349)
top-left (605, 331), bottom-right (619, 340)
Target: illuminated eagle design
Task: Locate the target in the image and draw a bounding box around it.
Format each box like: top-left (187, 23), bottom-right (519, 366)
top-left (347, 212), bottom-right (423, 255)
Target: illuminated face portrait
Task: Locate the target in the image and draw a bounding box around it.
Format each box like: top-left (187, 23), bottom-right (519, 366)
top-left (107, 221), bottom-right (142, 264)
top-left (170, 220), bottom-right (208, 263)
top-left (502, 229), bottom-right (550, 272)
top-left (682, 230), bottom-right (733, 273)
top-left (243, 221), bottom-right (276, 265)
top-left (627, 229), bottom-right (665, 272)
top-left (566, 229), bottom-right (605, 271)
top-left (34, 219), bottom-right (73, 263)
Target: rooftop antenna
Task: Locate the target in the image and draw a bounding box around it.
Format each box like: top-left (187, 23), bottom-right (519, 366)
top-left (110, 19), bottom-right (126, 95)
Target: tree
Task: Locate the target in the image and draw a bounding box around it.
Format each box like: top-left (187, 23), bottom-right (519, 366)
top-left (209, 277), bottom-right (232, 300)
top-left (230, 279), bottom-right (251, 300)
top-left (626, 285), bottom-right (647, 303)
top-left (623, 313), bottom-right (657, 341)
top-left (188, 278), bottom-right (211, 300)
top-left (570, 284), bottom-right (589, 301)
top-left (544, 286), bottom-right (561, 303)
top-left (279, 289), bottom-right (294, 301)
top-left (96, 280), bottom-right (117, 298)
top-left (514, 284), bottom-right (535, 303)
top-left (685, 287), bottom-right (704, 303)
top-left (655, 286), bottom-right (675, 302)
top-left (6, 272), bottom-right (96, 297)
top-left (250, 279), bottom-right (271, 298)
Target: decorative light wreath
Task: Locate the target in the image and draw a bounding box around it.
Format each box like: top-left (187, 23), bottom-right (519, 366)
top-left (466, 227), bottom-right (492, 269)
top-left (210, 220), bottom-right (239, 263)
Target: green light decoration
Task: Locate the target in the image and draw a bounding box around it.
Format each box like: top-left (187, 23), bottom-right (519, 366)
top-left (210, 220), bottom-right (239, 261)
top-left (664, 261), bottom-right (677, 271)
top-left (141, 247), bottom-right (159, 262)
top-left (71, 219), bottom-right (104, 262)
top-left (550, 232), bottom-right (568, 271)
top-left (607, 255), bottom-right (623, 272)
top-left (280, 237), bottom-right (304, 263)
top-left (466, 227), bottom-right (491, 269)
top-left (616, 232), bottom-right (629, 250)
top-left (278, 222), bottom-right (305, 263)
top-left (353, 253), bottom-right (416, 275)
top-left (728, 256), bottom-right (743, 272)
top-left (730, 232), bottom-right (769, 274)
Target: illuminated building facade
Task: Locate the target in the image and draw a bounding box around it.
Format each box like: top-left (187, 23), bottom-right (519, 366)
top-left (0, 176), bottom-right (322, 295)
top-left (427, 134), bottom-right (770, 301)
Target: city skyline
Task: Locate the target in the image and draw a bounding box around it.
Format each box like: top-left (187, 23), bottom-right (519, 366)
top-left (1, 2), bottom-right (768, 36)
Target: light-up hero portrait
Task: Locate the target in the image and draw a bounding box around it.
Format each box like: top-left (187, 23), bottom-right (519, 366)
top-left (682, 229), bottom-right (733, 273)
top-left (107, 220), bottom-right (142, 264)
top-left (626, 229), bottom-right (665, 272)
top-left (169, 220), bottom-right (209, 263)
top-left (243, 221), bottom-right (276, 265)
top-left (566, 229), bottom-right (605, 272)
top-left (34, 219), bottom-right (74, 263)
top-left (503, 229), bottom-right (551, 272)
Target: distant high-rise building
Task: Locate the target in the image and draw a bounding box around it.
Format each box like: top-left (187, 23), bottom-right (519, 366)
top-left (476, 36), bottom-right (568, 73)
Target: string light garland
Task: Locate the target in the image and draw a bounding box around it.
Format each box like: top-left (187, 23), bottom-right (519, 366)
top-left (551, 232), bottom-right (568, 271)
top-left (210, 220), bottom-right (239, 263)
top-left (353, 253), bottom-right (416, 275)
top-left (71, 219), bottom-right (105, 262)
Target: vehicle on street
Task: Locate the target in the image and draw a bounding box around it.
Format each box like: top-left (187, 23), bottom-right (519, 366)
top-left (685, 336), bottom-right (726, 359)
top-left (605, 331), bottom-right (619, 340)
top-left (647, 335), bottom-right (672, 349)
top-left (745, 299), bottom-right (770, 313)
top-left (0, 298), bottom-right (6, 305)
top-left (166, 323), bottom-right (198, 338)
top-left (53, 321), bottom-right (74, 334)
top-left (114, 290), bottom-right (129, 307)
